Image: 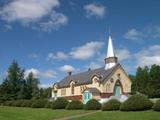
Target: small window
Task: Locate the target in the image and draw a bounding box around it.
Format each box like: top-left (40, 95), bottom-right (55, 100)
top-left (117, 73), bottom-right (121, 78)
top-left (61, 88), bottom-right (66, 96)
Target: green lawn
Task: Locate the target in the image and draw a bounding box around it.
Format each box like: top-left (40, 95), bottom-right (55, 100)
top-left (0, 106), bottom-right (160, 120)
top-left (0, 106), bottom-right (87, 120)
top-left (72, 111), bottom-right (160, 120)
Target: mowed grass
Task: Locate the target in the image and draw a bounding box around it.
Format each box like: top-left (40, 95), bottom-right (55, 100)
top-left (0, 106), bottom-right (160, 120)
top-left (72, 110), bottom-right (160, 120)
top-left (0, 106), bottom-right (87, 120)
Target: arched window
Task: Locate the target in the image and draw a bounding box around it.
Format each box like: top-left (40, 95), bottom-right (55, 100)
top-left (71, 83), bottom-right (74, 95)
top-left (106, 83), bottom-right (111, 92)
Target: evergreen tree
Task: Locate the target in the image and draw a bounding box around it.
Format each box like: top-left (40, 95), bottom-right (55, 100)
top-left (131, 64), bottom-right (160, 98)
top-left (0, 61), bottom-right (25, 100)
top-left (26, 72), bottom-right (40, 99)
top-left (39, 87), bottom-right (52, 99)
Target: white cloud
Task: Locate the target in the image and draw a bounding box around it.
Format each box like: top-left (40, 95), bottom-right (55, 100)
top-left (145, 26), bottom-right (160, 39)
top-left (25, 68), bottom-right (39, 78)
top-left (85, 62), bottom-right (102, 70)
top-left (4, 24), bottom-right (12, 30)
top-left (70, 41), bottom-right (104, 60)
top-left (124, 26), bottom-right (160, 42)
top-left (0, 0), bottom-right (59, 23)
top-left (38, 11), bottom-right (68, 32)
top-left (59, 65), bottom-right (75, 73)
top-left (135, 45), bottom-right (160, 67)
top-left (39, 83), bottom-right (52, 88)
top-left (124, 29), bottom-right (144, 41)
top-left (84, 3), bottom-right (105, 19)
top-left (48, 51), bottom-right (68, 60)
top-left (115, 48), bottom-right (131, 61)
top-left (0, 0), bottom-right (67, 32)
top-left (25, 68), bottom-right (57, 79)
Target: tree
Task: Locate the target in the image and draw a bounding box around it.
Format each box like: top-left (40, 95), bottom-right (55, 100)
top-left (148, 64), bottom-right (160, 98)
top-left (0, 60), bottom-right (25, 100)
top-left (26, 72), bottom-right (40, 99)
top-left (131, 64), bottom-right (160, 98)
top-left (39, 87), bottom-right (52, 99)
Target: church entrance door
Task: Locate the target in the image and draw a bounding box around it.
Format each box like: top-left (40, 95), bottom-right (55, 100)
top-left (83, 91), bottom-right (91, 104)
top-left (114, 81), bottom-right (121, 97)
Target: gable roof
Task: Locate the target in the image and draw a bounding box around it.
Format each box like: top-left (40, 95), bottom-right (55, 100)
top-left (56, 63), bottom-right (122, 88)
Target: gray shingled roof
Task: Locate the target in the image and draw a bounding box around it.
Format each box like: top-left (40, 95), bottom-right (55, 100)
top-left (57, 64), bottom-right (121, 88)
top-left (85, 88), bottom-right (100, 94)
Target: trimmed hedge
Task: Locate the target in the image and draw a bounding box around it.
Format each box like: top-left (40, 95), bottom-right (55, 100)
top-left (84, 99), bottom-right (101, 110)
top-left (51, 98), bottom-right (68, 109)
top-left (153, 100), bottom-right (160, 111)
top-left (12, 100), bottom-right (25, 107)
top-left (45, 101), bottom-right (52, 108)
top-left (66, 100), bottom-right (83, 110)
top-left (3, 101), bottom-right (13, 106)
top-left (21, 100), bottom-right (35, 107)
top-left (102, 99), bottom-right (121, 111)
top-left (120, 94), bottom-right (153, 111)
top-left (31, 99), bottom-right (48, 108)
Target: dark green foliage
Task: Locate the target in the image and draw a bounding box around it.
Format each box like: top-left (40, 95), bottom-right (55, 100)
top-left (3, 101), bottom-right (14, 106)
top-left (31, 99), bottom-right (48, 108)
top-left (26, 72), bottom-right (40, 99)
top-left (0, 61), bottom-right (26, 101)
top-left (131, 64), bottom-right (160, 98)
top-left (84, 99), bottom-right (101, 110)
top-left (21, 100), bottom-right (35, 107)
top-left (0, 61), bottom-right (42, 102)
top-left (45, 101), bottom-right (52, 108)
top-left (51, 98), bottom-right (68, 109)
top-left (12, 100), bottom-right (25, 107)
top-left (66, 100), bottom-right (83, 110)
top-left (153, 100), bottom-right (160, 111)
top-left (120, 94), bottom-right (153, 111)
top-left (39, 88), bottom-right (52, 99)
top-left (102, 99), bottom-right (121, 111)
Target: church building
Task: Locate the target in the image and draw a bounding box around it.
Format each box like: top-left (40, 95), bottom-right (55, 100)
top-left (52, 35), bottom-right (132, 103)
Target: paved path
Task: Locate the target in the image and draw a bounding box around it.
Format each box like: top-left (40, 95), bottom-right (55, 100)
top-left (54, 110), bottom-right (100, 120)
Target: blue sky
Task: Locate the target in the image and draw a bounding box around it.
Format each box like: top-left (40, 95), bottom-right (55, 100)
top-left (0, 0), bottom-right (160, 88)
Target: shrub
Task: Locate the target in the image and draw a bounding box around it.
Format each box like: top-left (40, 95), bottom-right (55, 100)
top-left (31, 99), bottom-right (48, 108)
top-left (12, 100), bottom-right (25, 107)
top-left (102, 99), bottom-right (121, 111)
top-left (120, 94), bottom-right (153, 111)
top-left (45, 101), bottom-right (52, 108)
top-left (51, 98), bottom-right (68, 109)
top-left (153, 100), bottom-right (160, 111)
top-left (66, 100), bottom-right (83, 110)
top-left (21, 100), bottom-right (33, 107)
top-left (84, 99), bottom-right (101, 110)
top-left (3, 101), bottom-right (13, 106)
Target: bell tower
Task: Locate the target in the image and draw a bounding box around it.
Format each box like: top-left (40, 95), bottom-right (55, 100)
top-left (104, 35), bottom-right (118, 70)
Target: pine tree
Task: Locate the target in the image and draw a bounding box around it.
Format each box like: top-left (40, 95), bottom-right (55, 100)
top-left (0, 60), bottom-right (25, 100)
top-left (26, 72), bottom-right (40, 99)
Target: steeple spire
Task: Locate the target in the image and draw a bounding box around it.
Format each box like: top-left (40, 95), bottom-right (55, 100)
top-left (107, 35), bottom-right (115, 58)
top-left (104, 34), bottom-right (118, 70)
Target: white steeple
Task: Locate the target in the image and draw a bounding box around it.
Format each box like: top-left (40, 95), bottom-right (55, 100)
top-left (107, 35), bottom-right (115, 58)
top-left (104, 35), bottom-right (118, 70)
